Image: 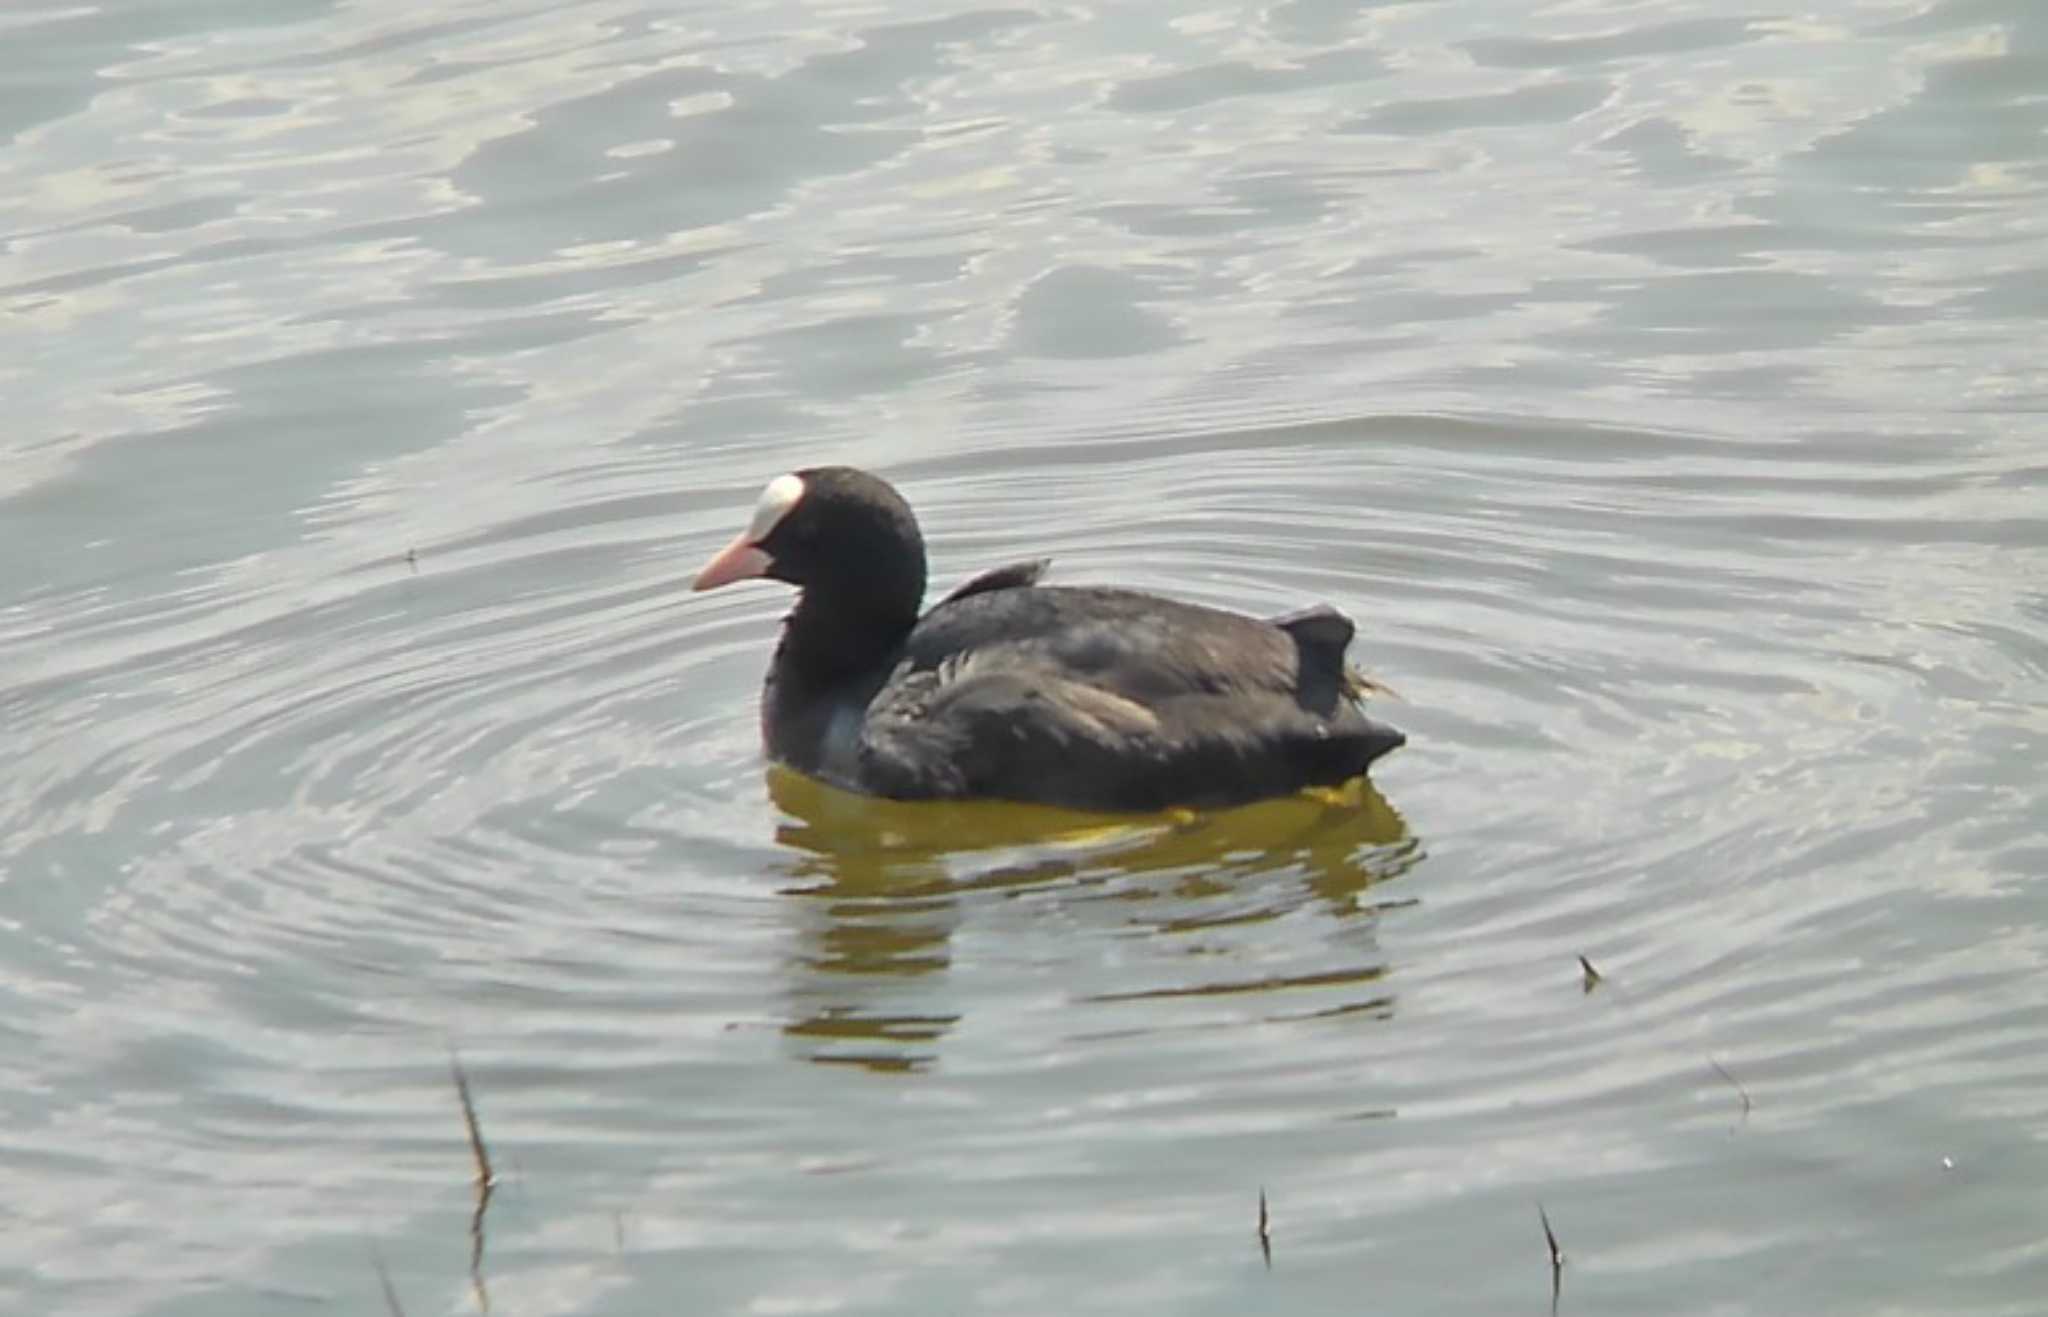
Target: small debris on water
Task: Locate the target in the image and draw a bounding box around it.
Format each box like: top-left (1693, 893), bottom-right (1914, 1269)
top-left (1709, 1056), bottom-right (1752, 1130)
top-left (1539, 1202), bottom-right (1564, 1313)
top-left (370, 1241), bottom-right (407, 1317)
top-left (451, 1051), bottom-right (497, 1312)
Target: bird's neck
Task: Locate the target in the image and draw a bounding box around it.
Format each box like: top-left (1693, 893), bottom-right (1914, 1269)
top-left (775, 589), bottom-right (919, 686)
top-left (762, 593), bottom-right (916, 774)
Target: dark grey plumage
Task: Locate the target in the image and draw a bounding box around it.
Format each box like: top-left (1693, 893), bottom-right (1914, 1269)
top-left (695, 467), bottom-right (1403, 811)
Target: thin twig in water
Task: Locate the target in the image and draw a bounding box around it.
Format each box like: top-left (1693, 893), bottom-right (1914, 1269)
top-left (452, 1052), bottom-right (496, 1188)
top-left (1257, 1187), bottom-right (1271, 1270)
top-left (370, 1241), bottom-right (407, 1317)
top-left (1710, 1056), bottom-right (1752, 1129)
top-left (1578, 955), bottom-right (1603, 994)
top-left (451, 1050), bottom-right (497, 1313)
top-left (1539, 1202), bottom-right (1564, 1315)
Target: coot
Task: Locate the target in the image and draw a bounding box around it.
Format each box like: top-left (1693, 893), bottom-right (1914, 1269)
top-left (693, 467), bottom-right (1404, 811)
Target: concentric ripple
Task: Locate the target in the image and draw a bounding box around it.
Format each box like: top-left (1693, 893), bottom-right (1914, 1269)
top-left (4, 0), bottom-right (2047, 1314)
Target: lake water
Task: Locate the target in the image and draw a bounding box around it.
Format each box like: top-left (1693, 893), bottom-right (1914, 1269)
top-left (3, 0), bottom-right (2045, 1313)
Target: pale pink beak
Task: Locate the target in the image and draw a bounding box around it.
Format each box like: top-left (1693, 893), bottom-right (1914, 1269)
top-left (692, 535), bottom-right (775, 591)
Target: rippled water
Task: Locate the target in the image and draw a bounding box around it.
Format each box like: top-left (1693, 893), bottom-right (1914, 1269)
top-left (4, 1), bottom-right (2045, 1313)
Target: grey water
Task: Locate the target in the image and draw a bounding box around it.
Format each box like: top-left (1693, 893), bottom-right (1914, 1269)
top-left (2, 0), bottom-right (2045, 1313)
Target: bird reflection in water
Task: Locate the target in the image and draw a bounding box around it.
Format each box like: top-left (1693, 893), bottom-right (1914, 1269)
top-left (766, 767), bottom-right (1421, 1072)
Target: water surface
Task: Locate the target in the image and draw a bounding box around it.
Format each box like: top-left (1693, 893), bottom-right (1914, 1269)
top-left (3, 0), bottom-right (2045, 1313)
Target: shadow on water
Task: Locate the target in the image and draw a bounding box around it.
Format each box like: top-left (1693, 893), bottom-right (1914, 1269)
top-left (764, 768), bottom-right (1423, 1071)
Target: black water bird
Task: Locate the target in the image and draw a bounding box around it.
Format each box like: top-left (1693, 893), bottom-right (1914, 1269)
top-left (694, 466), bottom-right (1403, 811)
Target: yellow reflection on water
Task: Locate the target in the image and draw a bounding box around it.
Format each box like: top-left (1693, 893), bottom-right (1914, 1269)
top-left (764, 768), bottom-right (1419, 1072)
top-left (771, 767), bottom-right (1408, 882)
